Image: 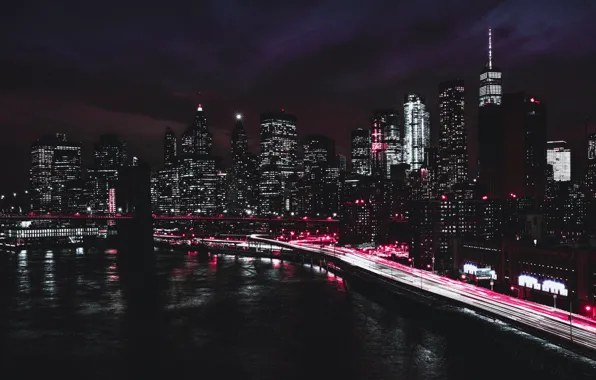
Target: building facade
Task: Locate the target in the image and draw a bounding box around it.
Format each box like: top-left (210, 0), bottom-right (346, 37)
top-left (403, 93), bottom-right (430, 171)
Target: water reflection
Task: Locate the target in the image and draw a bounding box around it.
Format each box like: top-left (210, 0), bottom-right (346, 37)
top-left (0, 247), bottom-right (594, 379)
top-left (43, 250), bottom-right (56, 299)
top-left (17, 250), bottom-right (29, 299)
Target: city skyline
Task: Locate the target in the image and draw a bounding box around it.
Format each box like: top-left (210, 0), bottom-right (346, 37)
top-left (1, 0), bottom-right (596, 192)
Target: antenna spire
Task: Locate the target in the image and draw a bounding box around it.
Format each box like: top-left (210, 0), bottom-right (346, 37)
top-left (488, 27), bottom-right (493, 69)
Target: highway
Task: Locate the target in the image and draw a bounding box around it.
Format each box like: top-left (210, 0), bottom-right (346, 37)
top-left (248, 234), bottom-right (596, 353)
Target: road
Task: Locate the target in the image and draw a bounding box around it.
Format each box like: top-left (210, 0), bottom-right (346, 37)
top-left (249, 235), bottom-right (596, 353)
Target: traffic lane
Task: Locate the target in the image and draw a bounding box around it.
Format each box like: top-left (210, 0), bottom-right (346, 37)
top-left (260, 238), bottom-right (596, 340)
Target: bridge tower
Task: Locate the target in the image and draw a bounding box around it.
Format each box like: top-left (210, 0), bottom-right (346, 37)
top-left (116, 162), bottom-right (155, 273)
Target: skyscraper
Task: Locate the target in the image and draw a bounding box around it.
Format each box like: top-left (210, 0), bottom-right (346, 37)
top-left (30, 133), bottom-right (82, 212)
top-left (87, 133), bottom-right (128, 213)
top-left (258, 110), bottom-right (298, 215)
top-left (478, 27), bottom-right (504, 197)
top-left (438, 80), bottom-right (468, 191)
top-left (372, 109), bottom-right (401, 179)
top-left (546, 141), bottom-right (571, 182)
top-left (350, 128), bottom-right (371, 176)
top-left (178, 104), bottom-right (217, 214)
top-left (584, 132), bottom-right (596, 239)
top-left (299, 135), bottom-right (338, 216)
top-left (303, 135), bottom-right (335, 176)
top-left (370, 116), bottom-right (387, 178)
top-left (180, 104), bottom-right (212, 156)
top-left (523, 96), bottom-right (547, 203)
top-left (586, 133), bottom-right (596, 198)
top-left (403, 93), bottom-right (430, 171)
top-left (228, 114), bottom-right (257, 215)
top-left (155, 127), bottom-right (179, 214)
top-left (164, 127), bottom-right (177, 167)
top-left (479, 27), bottom-right (502, 107)
top-left (336, 154), bottom-right (347, 173)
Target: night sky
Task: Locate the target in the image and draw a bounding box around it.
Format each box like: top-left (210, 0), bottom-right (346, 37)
top-left (1, 0), bottom-right (595, 192)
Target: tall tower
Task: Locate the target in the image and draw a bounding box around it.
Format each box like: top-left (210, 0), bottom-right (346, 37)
top-left (180, 104), bottom-right (212, 156)
top-left (156, 128), bottom-right (180, 214)
top-left (228, 113), bottom-right (256, 214)
top-left (164, 127), bottom-right (177, 166)
top-left (371, 109), bottom-right (401, 179)
top-left (478, 27), bottom-right (504, 196)
top-left (178, 104), bottom-right (217, 214)
top-left (370, 113), bottom-right (388, 178)
top-left (350, 128), bottom-right (371, 176)
top-left (585, 132), bottom-right (596, 240)
top-left (479, 27), bottom-right (502, 107)
top-left (403, 93), bottom-right (430, 171)
top-left (438, 80), bottom-right (468, 191)
top-left (586, 133), bottom-right (596, 198)
top-left (258, 110), bottom-right (298, 215)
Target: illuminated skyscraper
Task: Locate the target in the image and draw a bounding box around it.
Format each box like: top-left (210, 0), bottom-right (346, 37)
top-left (585, 132), bottom-right (596, 239)
top-left (370, 116), bottom-right (387, 178)
top-left (478, 28), bottom-right (503, 196)
top-left (438, 80), bottom-right (468, 191)
top-left (479, 27), bottom-right (502, 107)
top-left (228, 114), bottom-right (257, 215)
top-left (403, 93), bottom-right (430, 171)
top-left (30, 133), bottom-right (82, 212)
top-left (372, 109), bottom-right (401, 179)
top-left (546, 141), bottom-right (571, 182)
top-left (586, 133), bottom-right (596, 198)
top-left (87, 133), bottom-right (128, 213)
top-left (350, 128), bottom-right (371, 176)
top-left (522, 96), bottom-right (547, 202)
top-left (93, 133), bottom-right (128, 169)
top-left (164, 127), bottom-right (177, 167)
top-left (178, 104), bottom-right (217, 214)
top-left (155, 127), bottom-right (179, 214)
top-left (180, 104), bottom-right (212, 156)
top-left (258, 110), bottom-right (298, 215)
top-left (299, 135), bottom-right (337, 216)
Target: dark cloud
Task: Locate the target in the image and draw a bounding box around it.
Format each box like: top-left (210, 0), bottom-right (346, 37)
top-left (0, 0), bottom-right (595, 191)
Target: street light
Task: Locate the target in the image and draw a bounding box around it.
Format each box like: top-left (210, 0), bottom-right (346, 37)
top-left (553, 294), bottom-right (557, 309)
top-left (431, 256), bottom-right (435, 273)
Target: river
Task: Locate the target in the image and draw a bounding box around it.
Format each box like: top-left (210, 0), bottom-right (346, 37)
top-left (0, 247), bottom-right (594, 379)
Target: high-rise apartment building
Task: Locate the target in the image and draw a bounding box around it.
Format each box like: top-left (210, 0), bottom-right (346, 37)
top-left (438, 80), bottom-right (468, 191)
top-left (403, 93), bottom-right (430, 171)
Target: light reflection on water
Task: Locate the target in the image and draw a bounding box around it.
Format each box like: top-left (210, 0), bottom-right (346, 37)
top-left (43, 250), bottom-right (56, 299)
top-left (0, 247), bottom-right (594, 380)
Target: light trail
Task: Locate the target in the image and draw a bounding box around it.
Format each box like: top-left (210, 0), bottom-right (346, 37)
top-left (248, 235), bottom-right (596, 353)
